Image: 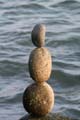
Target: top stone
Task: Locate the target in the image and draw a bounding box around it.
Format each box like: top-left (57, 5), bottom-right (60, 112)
top-left (31, 24), bottom-right (46, 47)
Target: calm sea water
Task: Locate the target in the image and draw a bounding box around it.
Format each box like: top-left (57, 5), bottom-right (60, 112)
top-left (0, 0), bottom-right (80, 120)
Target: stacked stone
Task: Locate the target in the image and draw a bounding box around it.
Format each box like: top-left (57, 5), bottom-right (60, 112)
top-left (23, 24), bottom-right (54, 116)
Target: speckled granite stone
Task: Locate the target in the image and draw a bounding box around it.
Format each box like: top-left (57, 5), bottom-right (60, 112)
top-left (23, 82), bottom-right (54, 116)
top-left (29, 47), bottom-right (52, 83)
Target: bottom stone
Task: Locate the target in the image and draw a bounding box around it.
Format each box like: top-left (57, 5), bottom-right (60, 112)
top-left (20, 113), bottom-right (74, 120)
top-left (23, 82), bottom-right (54, 116)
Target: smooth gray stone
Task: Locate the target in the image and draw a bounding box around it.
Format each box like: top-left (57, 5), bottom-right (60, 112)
top-left (19, 113), bottom-right (74, 120)
top-left (31, 24), bottom-right (46, 47)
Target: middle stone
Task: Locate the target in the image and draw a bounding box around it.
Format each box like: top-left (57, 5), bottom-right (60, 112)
top-left (29, 47), bottom-right (52, 82)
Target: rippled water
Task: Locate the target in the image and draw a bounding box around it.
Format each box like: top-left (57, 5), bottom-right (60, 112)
top-left (0, 0), bottom-right (80, 120)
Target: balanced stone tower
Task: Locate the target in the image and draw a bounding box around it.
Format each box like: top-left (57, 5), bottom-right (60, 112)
top-left (23, 24), bottom-right (54, 116)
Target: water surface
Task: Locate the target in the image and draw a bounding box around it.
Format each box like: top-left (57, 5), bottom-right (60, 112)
top-left (0, 0), bottom-right (80, 120)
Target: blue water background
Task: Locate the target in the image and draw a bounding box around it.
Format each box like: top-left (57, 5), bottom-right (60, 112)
top-left (0, 0), bottom-right (80, 119)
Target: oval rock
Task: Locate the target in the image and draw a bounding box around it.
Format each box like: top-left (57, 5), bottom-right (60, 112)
top-left (29, 47), bottom-right (52, 82)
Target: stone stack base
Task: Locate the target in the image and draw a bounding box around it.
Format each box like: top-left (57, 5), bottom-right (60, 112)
top-left (20, 113), bottom-right (74, 120)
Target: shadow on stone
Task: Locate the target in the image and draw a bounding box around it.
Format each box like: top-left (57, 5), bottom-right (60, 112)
top-left (19, 113), bottom-right (74, 120)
